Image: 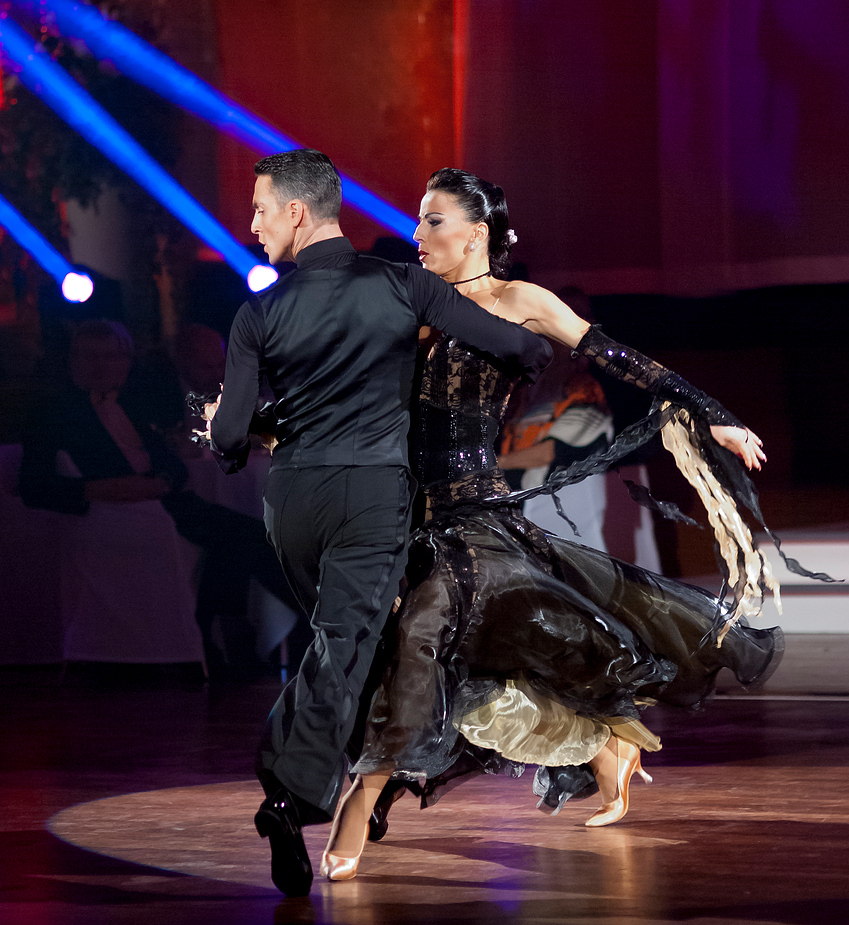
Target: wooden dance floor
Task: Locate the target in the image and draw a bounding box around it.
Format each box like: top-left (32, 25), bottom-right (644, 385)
top-left (2, 665), bottom-right (849, 925)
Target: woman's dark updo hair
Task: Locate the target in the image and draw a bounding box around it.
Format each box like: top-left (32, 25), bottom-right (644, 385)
top-left (426, 168), bottom-right (514, 279)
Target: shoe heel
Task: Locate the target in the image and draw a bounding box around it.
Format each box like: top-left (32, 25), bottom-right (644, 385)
top-left (254, 791), bottom-right (312, 897)
top-left (368, 780), bottom-right (405, 843)
top-left (254, 809), bottom-right (273, 839)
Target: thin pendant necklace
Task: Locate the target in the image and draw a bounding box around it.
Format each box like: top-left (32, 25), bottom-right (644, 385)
top-left (449, 271), bottom-right (492, 286)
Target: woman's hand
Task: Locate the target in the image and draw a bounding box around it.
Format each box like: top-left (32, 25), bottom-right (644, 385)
top-left (202, 390), bottom-right (222, 423)
top-left (709, 425), bottom-right (766, 471)
top-left (192, 388), bottom-right (222, 445)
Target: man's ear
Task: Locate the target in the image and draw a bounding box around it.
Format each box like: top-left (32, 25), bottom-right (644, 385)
top-left (289, 199), bottom-right (307, 227)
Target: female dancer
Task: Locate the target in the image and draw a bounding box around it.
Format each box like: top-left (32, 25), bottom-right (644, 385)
top-left (320, 168), bottom-right (782, 881)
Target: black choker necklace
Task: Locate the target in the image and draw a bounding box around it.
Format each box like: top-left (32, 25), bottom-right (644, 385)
top-left (450, 271), bottom-right (492, 286)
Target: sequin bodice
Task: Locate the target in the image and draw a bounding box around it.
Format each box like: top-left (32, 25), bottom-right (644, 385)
top-left (412, 337), bottom-right (517, 492)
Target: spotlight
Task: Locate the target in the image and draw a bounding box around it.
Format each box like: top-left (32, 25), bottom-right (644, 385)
top-left (0, 191), bottom-right (93, 302)
top-left (60, 271), bottom-right (95, 303)
top-left (247, 265), bottom-right (280, 293)
top-left (0, 16), bottom-right (270, 290)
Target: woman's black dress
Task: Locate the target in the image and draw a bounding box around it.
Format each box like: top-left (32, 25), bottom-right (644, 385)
top-left (353, 337), bottom-right (783, 810)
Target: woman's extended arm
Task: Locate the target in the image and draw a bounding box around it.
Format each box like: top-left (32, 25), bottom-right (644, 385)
top-left (571, 326), bottom-right (765, 470)
top-left (493, 281), bottom-right (590, 347)
top-left (492, 282), bottom-right (765, 470)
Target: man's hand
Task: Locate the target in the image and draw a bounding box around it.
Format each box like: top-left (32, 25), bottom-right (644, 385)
top-left (709, 425), bottom-right (766, 471)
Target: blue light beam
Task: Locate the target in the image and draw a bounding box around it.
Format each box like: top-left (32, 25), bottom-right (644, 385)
top-left (0, 15), bottom-right (276, 292)
top-left (11, 0), bottom-right (417, 239)
top-left (0, 191), bottom-right (93, 301)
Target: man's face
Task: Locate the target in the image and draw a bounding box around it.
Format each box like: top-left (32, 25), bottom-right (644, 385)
top-left (251, 174), bottom-right (296, 265)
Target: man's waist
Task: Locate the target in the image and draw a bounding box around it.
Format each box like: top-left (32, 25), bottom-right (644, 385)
top-left (270, 441), bottom-right (409, 470)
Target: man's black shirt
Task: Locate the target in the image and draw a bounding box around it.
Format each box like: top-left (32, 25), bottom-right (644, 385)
top-left (211, 237), bottom-right (551, 471)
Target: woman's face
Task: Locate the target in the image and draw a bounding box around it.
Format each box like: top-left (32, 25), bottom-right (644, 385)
top-left (414, 190), bottom-right (482, 278)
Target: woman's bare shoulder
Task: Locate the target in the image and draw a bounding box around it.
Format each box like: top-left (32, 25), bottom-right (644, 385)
top-left (496, 279), bottom-right (554, 310)
top-left (495, 280), bottom-right (589, 343)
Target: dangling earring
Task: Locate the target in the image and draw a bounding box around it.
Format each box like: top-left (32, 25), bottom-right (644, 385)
top-left (469, 241), bottom-right (477, 252)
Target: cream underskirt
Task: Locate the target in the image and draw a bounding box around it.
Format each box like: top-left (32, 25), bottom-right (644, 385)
top-left (456, 678), bottom-right (661, 766)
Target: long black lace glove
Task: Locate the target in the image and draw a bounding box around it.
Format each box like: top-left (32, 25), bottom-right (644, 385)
top-left (573, 326), bottom-right (743, 427)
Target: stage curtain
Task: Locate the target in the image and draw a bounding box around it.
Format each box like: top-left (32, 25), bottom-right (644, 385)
top-left (210, 0), bottom-right (456, 250)
top-left (461, 0), bottom-right (849, 295)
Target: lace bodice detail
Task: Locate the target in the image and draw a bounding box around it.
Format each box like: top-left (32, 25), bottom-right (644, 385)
top-left (412, 336), bottom-right (516, 494)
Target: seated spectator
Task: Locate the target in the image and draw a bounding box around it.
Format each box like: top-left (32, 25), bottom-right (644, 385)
top-left (499, 337), bottom-right (614, 554)
top-left (174, 323), bottom-right (228, 396)
top-left (19, 319), bottom-right (304, 678)
top-left (169, 324), bottom-right (228, 457)
top-left (18, 319), bottom-right (204, 668)
top-left (166, 322), bottom-right (307, 676)
top-left (499, 289), bottom-right (662, 570)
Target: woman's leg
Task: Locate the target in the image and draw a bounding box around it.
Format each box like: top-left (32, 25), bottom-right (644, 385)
top-left (585, 734), bottom-right (651, 827)
top-left (321, 769), bottom-right (394, 881)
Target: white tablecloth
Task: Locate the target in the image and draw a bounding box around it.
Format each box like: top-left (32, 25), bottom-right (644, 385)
top-left (522, 465), bottom-right (662, 572)
top-left (58, 498), bottom-right (204, 663)
top-left (185, 449), bottom-right (269, 520)
top-left (0, 444), bottom-right (295, 665)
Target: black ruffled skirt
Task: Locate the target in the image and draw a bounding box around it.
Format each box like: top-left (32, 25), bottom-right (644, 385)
top-left (354, 496), bottom-right (783, 810)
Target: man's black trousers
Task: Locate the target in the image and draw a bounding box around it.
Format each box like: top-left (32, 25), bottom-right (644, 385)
top-left (257, 465), bottom-right (412, 821)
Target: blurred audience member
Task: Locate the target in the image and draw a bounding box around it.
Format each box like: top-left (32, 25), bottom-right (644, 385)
top-left (166, 324), bottom-right (228, 458)
top-left (499, 335), bottom-right (613, 553)
top-left (19, 319), bottom-right (304, 678)
top-left (174, 323), bottom-right (227, 397)
top-left (499, 288), bottom-right (662, 570)
top-left (18, 319), bottom-right (204, 668)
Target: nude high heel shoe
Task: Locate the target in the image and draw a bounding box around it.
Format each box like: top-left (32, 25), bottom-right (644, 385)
top-left (585, 739), bottom-right (651, 828)
top-left (320, 780), bottom-right (369, 881)
top-left (319, 826), bottom-right (368, 881)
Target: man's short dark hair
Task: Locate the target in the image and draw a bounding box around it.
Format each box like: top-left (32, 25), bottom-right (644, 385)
top-left (254, 149), bottom-right (342, 222)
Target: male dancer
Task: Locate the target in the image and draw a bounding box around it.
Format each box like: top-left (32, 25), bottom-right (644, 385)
top-left (206, 149), bottom-right (551, 896)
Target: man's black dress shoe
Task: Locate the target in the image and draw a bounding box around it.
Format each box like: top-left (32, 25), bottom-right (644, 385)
top-left (367, 780), bottom-right (406, 843)
top-left (254, 788), bottom-right (313, 896)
